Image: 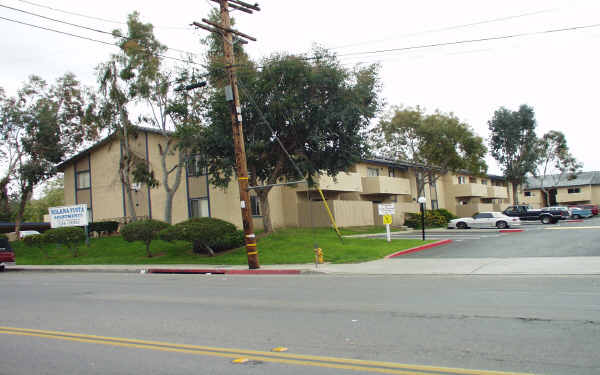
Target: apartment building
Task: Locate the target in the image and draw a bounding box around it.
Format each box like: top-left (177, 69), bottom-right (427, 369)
top-left (520, 172), bottom-right (600, 208)
top-left (58, 128), bottom-right (514, 229)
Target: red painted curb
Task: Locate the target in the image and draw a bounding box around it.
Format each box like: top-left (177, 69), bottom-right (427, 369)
top-left (146, 268), bottom-right (301, 275)
top-left (499, 229), bottom-right (523, 233)
top-left (567, 219), bottom-right (584, 223)
top-left (385, 239), bottom-right (453, 258)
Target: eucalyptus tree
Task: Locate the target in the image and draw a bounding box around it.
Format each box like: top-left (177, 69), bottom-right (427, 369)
top-left (373, 106), bottom-right (488, 198)
top-left (488, 105), bottom-right (539, 204)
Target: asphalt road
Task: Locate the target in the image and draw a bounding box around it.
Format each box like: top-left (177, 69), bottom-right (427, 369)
top-left (398, 216), bottom-right (600, 258)
top-left (1, 273), bottom-right (599, 375)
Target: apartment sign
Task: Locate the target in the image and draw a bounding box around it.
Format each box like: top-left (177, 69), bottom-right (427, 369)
top-left (49, 204), bottom-right (88, 228)
top-left (378, 203), bottom-right (395, 215)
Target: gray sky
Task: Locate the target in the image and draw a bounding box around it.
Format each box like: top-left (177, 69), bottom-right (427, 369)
top-left (2, 0), bottom-right (600, 175)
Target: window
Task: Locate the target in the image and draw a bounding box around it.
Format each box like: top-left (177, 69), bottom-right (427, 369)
top-left (388, 167), bottom-right (395, 177)
top-left (474, 213), bottom-right (493, 219)
top-left (190, 198), bottom-right (209, 218)
top-left (76, 171), bottom-right (90, 189)
top-left (187, 156), bottom-right (207, 177)
top-left (457, 176), bottom-right (466, 184)
top-left (568, 188), bottom-right (581, 194)
top-left (367, 167), bottom-right (379, 177)
top-left (524, 191), bottom-right (532, 197)
top-left (469, 177), bottom-right (477, 183)
top-left (481, 179), bottom-right (488, 185)
top-left (250, 196), bottom-right (261, 216)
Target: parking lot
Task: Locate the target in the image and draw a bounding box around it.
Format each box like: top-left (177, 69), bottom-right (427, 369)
top-left (385, 216), bottom-right (600, 258)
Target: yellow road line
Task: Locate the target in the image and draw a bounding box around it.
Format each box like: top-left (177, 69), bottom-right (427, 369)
top-left (545, 226), bottom-right (600, 230)
top-left (0, 327), bottom-right (536, 375)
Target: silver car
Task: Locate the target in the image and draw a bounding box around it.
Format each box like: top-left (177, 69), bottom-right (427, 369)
top-left (448, 212), bottom-right (521, 229)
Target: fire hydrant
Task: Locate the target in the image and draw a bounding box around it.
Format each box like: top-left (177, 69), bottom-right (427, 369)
top-left (314, 248), bottom-right (324, 264)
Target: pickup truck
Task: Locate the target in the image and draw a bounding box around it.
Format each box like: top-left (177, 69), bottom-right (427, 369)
top-left (0, 237), bottom-right (16, 271)
top-left (503, 205), bottom-right (568, 224)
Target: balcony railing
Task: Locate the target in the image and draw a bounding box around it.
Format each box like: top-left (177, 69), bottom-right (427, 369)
top-left (295, 172), bottom-right (362, 192)
top-left (449, 183), bottom-right (488, 197)
top-left (361, 176), bottom-right (411, 195)
top-left (487, 186), bottom-right (509, 199)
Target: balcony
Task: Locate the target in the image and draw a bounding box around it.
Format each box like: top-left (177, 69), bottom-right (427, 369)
top-left (449, 183), bottom-right (488, 197)
top-left (487, 186), bottom-right (509, 199)
top-left (295, 172), bottom-right (362, 192)
top-left (455, 203), bottom-right (494, 218)
top-left (556, 188), bottom-right (592, 203)
top-left (361, 176), bottom-right (411, 195)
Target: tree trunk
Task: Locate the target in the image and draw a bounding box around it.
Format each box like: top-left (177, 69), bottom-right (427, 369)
top-left (257, 188), bottom-right (273, 234)
top-left (145, 242), bottom-right (153, 257)
top-left (160, 144), bottom-right (184, 225)
top-left (512, 181), bottom-right (519, 205)
top-left (119, 136), bottom-right (137, 222)
top-left (14, 185), bottom-right (33, 239)
top-left (0, 176), bottom-right (10, 220)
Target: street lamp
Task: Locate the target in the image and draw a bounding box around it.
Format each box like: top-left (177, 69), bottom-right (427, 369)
top-left (417, 196), bottom-right (426, 241)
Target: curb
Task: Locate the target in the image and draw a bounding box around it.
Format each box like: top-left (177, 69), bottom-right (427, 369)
top-left (499, 229), bottom-right (523, 233)
top-left (145, 268), bottom-right (302, 275)
top-left (567, 219), bottom-right (584, 223)
top-left (385, 239), bottom-right (453, 258)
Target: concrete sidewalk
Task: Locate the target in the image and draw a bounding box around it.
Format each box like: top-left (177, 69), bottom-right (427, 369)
top-left (8, 256), bottom-right (600, 275)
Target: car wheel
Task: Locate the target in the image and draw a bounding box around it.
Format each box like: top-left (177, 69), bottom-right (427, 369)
top-left (573, 214), bottom-right (581, 219)
top-left (496, 221), bottom-right (508, 229)
top-left (541, 216), bottom-right (551, 224)
top-left (456, 222), bottom-right (467, 229)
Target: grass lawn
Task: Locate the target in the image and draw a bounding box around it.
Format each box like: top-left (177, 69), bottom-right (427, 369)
top-left (11, 227), bottom-right (433, 265)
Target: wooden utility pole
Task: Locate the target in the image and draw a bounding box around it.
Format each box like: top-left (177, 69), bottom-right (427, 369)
top-left (194, 0), bottom-right (260, 269)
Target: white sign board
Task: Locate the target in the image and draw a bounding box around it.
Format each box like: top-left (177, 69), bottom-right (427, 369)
top-left (378, 203), bottom-right (395, 215)
top-left (49, 204), bottom-right (88, 228)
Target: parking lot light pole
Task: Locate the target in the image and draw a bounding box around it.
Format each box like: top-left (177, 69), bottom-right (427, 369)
top-left (418, 196), bottom-right (426, 241)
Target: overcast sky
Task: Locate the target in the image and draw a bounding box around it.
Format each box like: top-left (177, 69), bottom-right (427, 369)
top-left (2, 0), bottom-right (600, 175)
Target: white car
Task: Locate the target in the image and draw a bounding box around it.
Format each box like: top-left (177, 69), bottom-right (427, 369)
top-left (448, 212), bottom-right (521, 229)
top-left (19, 230), bottom-right (40, 238)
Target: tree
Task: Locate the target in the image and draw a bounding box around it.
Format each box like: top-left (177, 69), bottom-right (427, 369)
top-left (373, 106), bottom-right (488, 198)
top-left (98, 12), bottom-right (205, 224)
top-left (488, 104), bottom-right (539, 204)
top-left (23, 178), bottom-right (64, 222)
top-left (0, 75), bottom-right (98, 236)
top-left (120, 219), bottom-right (169, 257)
top-left (201, 47), bottom-right (381, 233)
top-left (534, 130), bottom-right (582, 205)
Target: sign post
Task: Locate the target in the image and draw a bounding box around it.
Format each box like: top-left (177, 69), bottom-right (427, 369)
top-left (378, 204), bottom-right (395, 243)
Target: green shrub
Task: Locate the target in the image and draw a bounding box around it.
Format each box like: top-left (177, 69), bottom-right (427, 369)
top-left (433, 208), bottom-right (457, 222)
top-left (88, 221), bottom-right (119, 236)
top-left (159, 217), bottom-right (244, 256)
top-left (44, 227), bottom-right (86, 257)
top-left (120, 219), bottom-right (170, 257)
top-left (0, 233), bottom-right (7, 241)
top-left (23, 234), bottom-right (49, 257)
top-left (405, 210), bottom-right (448, 229)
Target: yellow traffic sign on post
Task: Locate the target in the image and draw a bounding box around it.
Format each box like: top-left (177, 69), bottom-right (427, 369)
top-left (383, 214), bottom-right (392, 225)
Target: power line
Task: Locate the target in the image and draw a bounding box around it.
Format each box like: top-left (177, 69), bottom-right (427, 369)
top-left (0, 3), bottom-right (198, 56)
top-left (328, 22), bottom-right (600, 60)
top-left (0, 15), bottom-right (204, 66)
top-left (14, 0), bottom-right (191, 30)
top-left (329, 8), bottom-right (557, 50)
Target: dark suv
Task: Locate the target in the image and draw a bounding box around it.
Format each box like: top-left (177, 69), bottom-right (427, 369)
top-left (0, 237), bottom-right (15, 271)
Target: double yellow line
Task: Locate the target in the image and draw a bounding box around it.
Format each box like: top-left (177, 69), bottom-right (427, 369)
top-left (0, 326), bottom-right (535, 375)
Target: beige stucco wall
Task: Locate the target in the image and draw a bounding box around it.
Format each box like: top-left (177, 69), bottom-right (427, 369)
top-left (63, 166), bottom-right (75, 206)
top-left (89, 138), bottom-right (125, 221)
top-left (592, 185), bottom-right (600, 205)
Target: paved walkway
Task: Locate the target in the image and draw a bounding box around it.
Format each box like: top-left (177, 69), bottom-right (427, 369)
top-left (10, 256), bottom-right (600, 275)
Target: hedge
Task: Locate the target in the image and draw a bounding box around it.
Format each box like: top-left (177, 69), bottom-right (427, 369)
top-left (43, 227), bottom-right (86, 257)
top-left (405, 209), bottom-right (454, 229)
top-left (159, 217), bottom-right (244, 256)
top-left (120, 219), bottom-right (170, 258)
top-left (88, 221), bottom-right (119, 236)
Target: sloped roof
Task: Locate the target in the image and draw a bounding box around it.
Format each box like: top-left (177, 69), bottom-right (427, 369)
top-left (525, 171), bottom-right (600, 189)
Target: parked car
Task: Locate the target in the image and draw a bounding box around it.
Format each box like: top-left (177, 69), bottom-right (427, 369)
top-left (541, 206), bottom-right (571, 221)
top-left (568, 207), bottom-right (593, 219)
top-left (0, 237), bottom-right (15, 271)
top-left (448, 212), bottom-right (521, 229)
top-left (503, 205), bottom-right (566, 224)
top-left (19, 230), bottom-right (40, 238)
top-left (568, 204), bottom-right (599, 216)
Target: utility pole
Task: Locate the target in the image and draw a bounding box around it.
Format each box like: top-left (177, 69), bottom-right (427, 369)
top-left (193, 0), bottom-right (261, 269)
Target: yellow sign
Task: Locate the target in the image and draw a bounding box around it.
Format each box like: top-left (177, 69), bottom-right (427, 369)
top-left (383, 214), bottom-right (392, 225)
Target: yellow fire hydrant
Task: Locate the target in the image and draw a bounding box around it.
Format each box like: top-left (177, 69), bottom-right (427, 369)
top-left (314, 248), bottom-right (324, 264)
